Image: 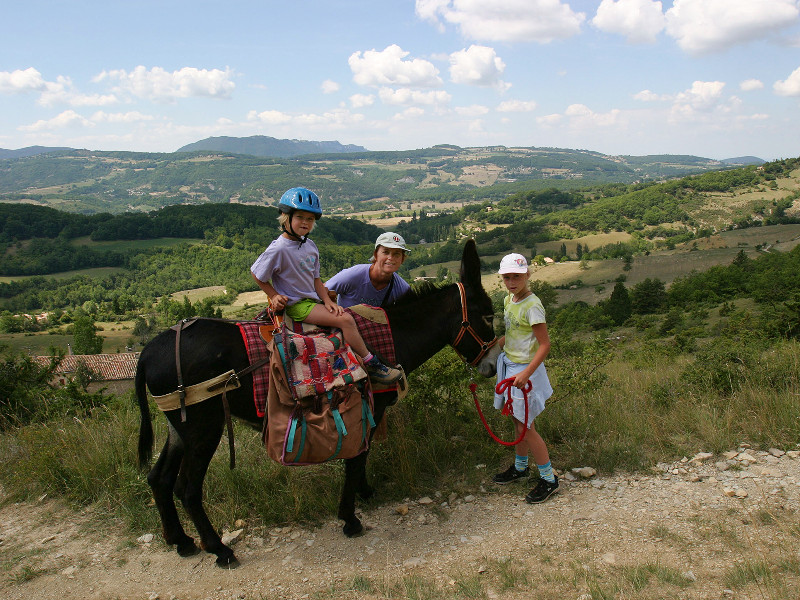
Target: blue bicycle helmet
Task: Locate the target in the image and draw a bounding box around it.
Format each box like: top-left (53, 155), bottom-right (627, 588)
top-left (278, 187), bottom-right (322, 219)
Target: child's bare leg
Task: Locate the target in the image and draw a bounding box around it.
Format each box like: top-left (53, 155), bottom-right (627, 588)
top-left (514, 419), bottom-right (550, 466)
top-left (305, 306), bottom-right (368, 356)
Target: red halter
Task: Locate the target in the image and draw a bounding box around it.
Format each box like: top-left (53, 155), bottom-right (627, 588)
top-left (451, 282), bottom-right (499, 367)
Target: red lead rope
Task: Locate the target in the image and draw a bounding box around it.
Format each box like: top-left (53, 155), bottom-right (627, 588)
top-left (470, 377), bottom-right (531, 446)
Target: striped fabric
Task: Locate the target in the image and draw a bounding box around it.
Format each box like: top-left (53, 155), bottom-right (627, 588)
top-left (238, 308), bottom-right (396, 417)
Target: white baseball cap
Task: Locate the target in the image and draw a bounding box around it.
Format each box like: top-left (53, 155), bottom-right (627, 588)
top-left (498, 253), bottom-right (529, 274)
top-left (375, 232), bottom-right (410, 252)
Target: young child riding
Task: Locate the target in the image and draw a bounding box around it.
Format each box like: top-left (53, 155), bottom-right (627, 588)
top-left (250, 187), bottom-right (402, 385)
top-left (492, 253), bottom-right (558, 503)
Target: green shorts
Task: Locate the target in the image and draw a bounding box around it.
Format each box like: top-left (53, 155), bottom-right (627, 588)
top-left (285, 298), bottom-right (319, 322)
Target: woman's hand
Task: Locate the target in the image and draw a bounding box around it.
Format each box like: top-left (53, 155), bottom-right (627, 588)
top-left (269, 294), bottom-right (288, 311)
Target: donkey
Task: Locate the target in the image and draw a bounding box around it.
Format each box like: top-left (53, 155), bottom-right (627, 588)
top-left (135, 239), bottom-right (500, 567)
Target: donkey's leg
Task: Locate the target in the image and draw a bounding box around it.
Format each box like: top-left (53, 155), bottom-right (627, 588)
top-left (147, 429), bottom-right (198, 556)
top-left (339, 452), bottom-right (369, 537)
top-left (177, 421), bottom-right (238, 567)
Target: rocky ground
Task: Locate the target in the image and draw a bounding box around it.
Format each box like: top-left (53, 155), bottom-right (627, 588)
top-left (2, 445), bottom-right (800, 600)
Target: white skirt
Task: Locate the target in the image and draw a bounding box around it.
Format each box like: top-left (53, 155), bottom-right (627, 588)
top-left (493, 351), bottom-right (553, 428)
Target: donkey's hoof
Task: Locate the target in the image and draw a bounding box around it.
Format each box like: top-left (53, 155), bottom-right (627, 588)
top-left (342, 519), bottom-right (365, 538)
top-left (176, 540), bottom-right (200, 557)
top-left (216, 553), bottom-right (240, 568)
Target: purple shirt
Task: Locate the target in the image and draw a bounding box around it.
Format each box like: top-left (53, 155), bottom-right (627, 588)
top-left (325, 263), bottom-right (410, 308)
top-left (250, 236), bottom-right (321, 306)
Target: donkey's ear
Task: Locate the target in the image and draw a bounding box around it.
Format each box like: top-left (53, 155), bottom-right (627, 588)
top-left (460, 239), bottom-right (481, 286)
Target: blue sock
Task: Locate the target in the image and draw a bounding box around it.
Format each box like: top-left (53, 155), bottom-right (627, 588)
top-left (515, 455), bottom-right (528, 472)
top-left (538, 461), bottom-right (555, 483)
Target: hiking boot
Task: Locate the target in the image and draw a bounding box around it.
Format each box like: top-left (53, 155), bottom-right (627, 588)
top-left (364, 356), bottom-right (402, 384)
top-left (492, 464), bottom-right (529, 485)
top-left (525, 475), bottom-right (559, 504)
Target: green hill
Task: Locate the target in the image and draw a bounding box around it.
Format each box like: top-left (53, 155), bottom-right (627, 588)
top-left (0, 145), bottom-right (749, 215)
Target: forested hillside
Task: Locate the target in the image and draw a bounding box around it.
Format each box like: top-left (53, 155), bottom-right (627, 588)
top-left (396, 157), bottom-right (800, 257)
top-left (0, 145), bottom-right (753, 215)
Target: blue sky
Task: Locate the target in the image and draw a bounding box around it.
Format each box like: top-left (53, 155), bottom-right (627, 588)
top-left (2, 0), bottom-right (799, 160)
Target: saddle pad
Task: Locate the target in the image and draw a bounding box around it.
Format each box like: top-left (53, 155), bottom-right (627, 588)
top-left (278, 324), bottom-right (367, 399)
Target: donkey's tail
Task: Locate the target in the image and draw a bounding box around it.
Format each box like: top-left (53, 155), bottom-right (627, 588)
top-left (135, 360), bottom-right (154, 469)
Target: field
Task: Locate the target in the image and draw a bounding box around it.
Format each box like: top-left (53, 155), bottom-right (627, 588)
top-left (0, 266), bottom-right (127, 284)
top-left (408, 224), bottom-right (800, 306)
top-left (1, 320), bottom-right (136, 355)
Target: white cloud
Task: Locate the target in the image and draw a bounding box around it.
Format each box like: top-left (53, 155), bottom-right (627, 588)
top-left (634, 89), bottom-right (668, 101)
top-left (592, 0), bottom-right (666, 44)
top-left (0, 67), bottom-right (52, 93)
top-left (497, 99), bottom-right (537, 112)
top-left (247, 108), bottom-right (364, 129)
top-left (393, 107), bottom-right (426, 120)
top-left (247, 110), bottom-right (293, 125)
top-left (321, 79), bottom-right (340, 94)
top-left (674, 80), bottom-right (726, 110)
top-left (415, 0), bottom-right (585, 43)
top-left (349, 45), bottom-right (442, 88)
top-left (665, 0), bottom-right (800, 55)
top-left (774, 66), bottom-right (800, 96)
top-left (455, 104), bottom-right (490, 116)
top-left (565, 104), bottom-right (593, 117)
top-left (350, 93), bottom-right (375, 108)
top-left (19, 110), bottom-right (93, 131)
top-left (95, 66), bottom-right (235, 101)
top-left (740, 78), bottom-right (764, 91)
top-left (91, 111), bottom-right (155, 123)
top-left (537, 113), bottom-right (563, 126)
top-left (449, 45), bottom-right (508, 90)
top-left (378, 87), bottom-right (451, 106)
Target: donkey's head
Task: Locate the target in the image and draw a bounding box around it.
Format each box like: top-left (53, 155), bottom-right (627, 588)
top-left (454, 240), bottom-right (501, 377)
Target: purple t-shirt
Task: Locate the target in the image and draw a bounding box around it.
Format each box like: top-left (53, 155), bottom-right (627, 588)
top-left (325, 263), bottom-right (411, 308)
top-left (250, 236), bottom-right (321, 306)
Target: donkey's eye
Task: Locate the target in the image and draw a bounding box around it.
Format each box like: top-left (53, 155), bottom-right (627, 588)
top-left (482, 315), bottom-right (494, 327)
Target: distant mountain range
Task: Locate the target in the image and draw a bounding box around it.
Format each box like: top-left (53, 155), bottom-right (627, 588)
top-left (0, 138), bottom-right (765, 166)
top-left (0, 145), bottom-right (73, 159)
top-left (175, 135), bottom-right (368, 157)
top-left (720, 156), bottom-right (766, 166)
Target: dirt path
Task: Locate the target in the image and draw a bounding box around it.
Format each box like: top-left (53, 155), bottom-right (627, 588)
top-left (2, 447), bottom-right (800, 600)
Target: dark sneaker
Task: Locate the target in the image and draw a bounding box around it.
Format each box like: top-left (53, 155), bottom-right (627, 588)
top-left (492, 464), bottom-right (530, 485)
top-left (525, 475), bottom-right (559, 504)
top-left (364, 357), bottom-right (402, 384)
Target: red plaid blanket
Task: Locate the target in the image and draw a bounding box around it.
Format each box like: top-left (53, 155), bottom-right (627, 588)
top-left (345, 307), bottom-right (396, 365)
top-left (239, 310), bottom-right (395, 417)
top-left (238, 322), bottom-right (271, 417)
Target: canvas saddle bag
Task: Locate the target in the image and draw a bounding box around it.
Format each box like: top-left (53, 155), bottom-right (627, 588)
top-left (263, 319), bottom-right (376, 465)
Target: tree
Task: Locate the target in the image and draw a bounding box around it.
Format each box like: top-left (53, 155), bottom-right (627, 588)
top-left (631, 278), bottom-right (666, 314)
top-left (132, 316), bottom-right (156, 346)
top-left (72, 316), bottom-right (104, 354)
top-left (529, 280), bottom-right (558, 311)
top-left (604, 281), bottom-right (632, 325)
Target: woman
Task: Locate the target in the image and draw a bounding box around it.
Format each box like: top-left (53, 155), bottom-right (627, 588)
top-left (325, 231), bottom-right (411, 308)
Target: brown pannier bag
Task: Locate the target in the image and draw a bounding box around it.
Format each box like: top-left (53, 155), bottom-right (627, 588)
top-left (263, 345), bottom-right (375, 465)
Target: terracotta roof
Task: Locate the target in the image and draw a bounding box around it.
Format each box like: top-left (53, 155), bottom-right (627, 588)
top-left (32, 353), bottom-right (140, 381)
